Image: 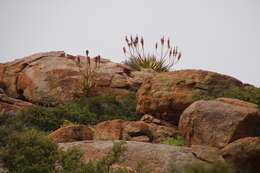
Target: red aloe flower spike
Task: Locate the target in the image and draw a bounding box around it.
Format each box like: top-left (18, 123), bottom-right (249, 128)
top-left (178, 52), bottom-right (182, 60)
top-left (169, 48), bottom-right (172, 57)
top-left (97, 55), bottom-right (101, 66)
top-left (161, 37), bottom-right (165, 45)
top-left (135, 35), bottom-right (139, 43)
top-left (125, 36), bottom-right (129, 43)
top-left (140, 37), bottom-right (144, 47)
top-left (87, 56), bottom-right (90, 66)
top-left (77, 56), bottom-right (81, 65)
top-left (173, 47), bottom-right (177, 56)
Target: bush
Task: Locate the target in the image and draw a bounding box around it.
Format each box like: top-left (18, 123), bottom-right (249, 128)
top-left (58, 141), bottom-right (128, 173)
top-left (0, 130), bottom-right (59, 173)
top-left (0, 129), bottom-right (130, 173)
top-left (160, 136), bottom-right (187, 146)
top-left (14, 93), bottom-right (137, 132)
top-left (222, 87), bottom-right (260, 108)
top-left (122, 35), bottom-right (182, 72)
top-left (194, 86), bottom-right (260, 109)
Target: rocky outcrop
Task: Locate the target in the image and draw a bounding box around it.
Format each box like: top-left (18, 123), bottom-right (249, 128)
top-left (136, 69), bottom-right (243, 125)
top-left (58, 140), bottom-right (224, 173)
top-left (0, 51), bottom-right (154, 105)
top-left (0, 93), bottom-right (33, 115)
top-left (94, 119), bottom-right (178, 143)
top-left (178, 98), bottom-right (260, 148)
top-left (48, 125), bottom-right (94, 143)
top-left (221, 137), bottom-right (260, 173)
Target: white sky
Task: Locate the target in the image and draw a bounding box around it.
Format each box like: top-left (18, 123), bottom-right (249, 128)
top-left (0, 0), bottom-right (259, 86)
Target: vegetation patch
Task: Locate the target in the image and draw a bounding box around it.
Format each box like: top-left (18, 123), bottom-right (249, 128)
top-left (194, 86), bottom-right (260, 108)
top-left (12, 92), bottom-right (137, 132)
top-left (122, 35), bottom-right (182, 72)
top-left (160, 136), bottom-right (188, 146)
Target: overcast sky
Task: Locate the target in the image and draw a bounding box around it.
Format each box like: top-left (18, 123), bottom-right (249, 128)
top-left (0, 0), bottom-right (259, 86)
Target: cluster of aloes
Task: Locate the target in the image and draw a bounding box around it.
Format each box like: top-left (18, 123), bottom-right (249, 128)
top-left (123, 35), bottom-right (182, 72)
top-left (75, 50), bottom-right (101, 96)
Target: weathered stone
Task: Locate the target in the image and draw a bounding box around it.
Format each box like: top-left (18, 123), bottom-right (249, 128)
top-left (221, 137), bottom-right (260, 173)
top-left (94, 119), bottom-right (178, 143)
top-left (179, 98), bottom-right (260, 148)
top-left (58, 140), bottom-right (225, 173)
top-left (49, 125), bottom-right (94, 143)
top-left (0, 51), bottom-right (139, 105)
top-left (136, 69), bottom-right (243, 125)
top-left (0, 93), bottom-right (33, 115)
top-left (94, 120), bottom-right (125, 140)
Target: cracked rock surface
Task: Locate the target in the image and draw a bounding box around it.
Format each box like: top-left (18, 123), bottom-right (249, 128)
top-left (136, 69), bottom-right (244, 125)
top-left (0, 51), bottom-right (153, 105)
top-left (59, 140), bottom-right (224, 173)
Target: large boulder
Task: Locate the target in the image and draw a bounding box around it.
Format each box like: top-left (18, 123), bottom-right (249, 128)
top-left (221, 137), bottom-right (260, 173)
top-left (0, 51), bottom-right (152, 105)
top-left (48, 125), bottom-right (94, 143)
top-left (0, 93), bottom-right (33, 115)
top-left (179, 98), bottom-right (260, 148)
top-left (59, 140), bottom-right (224, 173)
top-left (94, 119), bottom-right (178, 143)
top-left (136, 69), bottom-right (243, 125)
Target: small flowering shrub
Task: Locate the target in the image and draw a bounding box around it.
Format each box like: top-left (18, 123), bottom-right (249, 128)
top-left (123, 35), bottom-right (182, 72)
top-left (74, 50), bottom-right (101, 96)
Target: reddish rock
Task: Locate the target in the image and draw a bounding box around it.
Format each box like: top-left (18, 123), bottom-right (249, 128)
top-left (221, 137), bottom-right (260, 173)
top-left (178, 98), bottom-right (260, 148)
top-left (94, 120), bottom-right (125, 140)
top-left (58, 140), bottom-right (225, 173)
top-left (122, 121), bottom-right (153, 142)
top-left (127, 69), bottom-right (156, 86)
top-left (0, 51), bottom-right (140, 105)
top-left (48, 125), bottom-right (94, 143)
top-left (0, 93), bottom-right (33, 115)
top-left (94, 119), bottom-right (178, 143)
top-left (136, 69), bottom-right (243, 125)
top-left (0, 51), bottom-right (65, 98)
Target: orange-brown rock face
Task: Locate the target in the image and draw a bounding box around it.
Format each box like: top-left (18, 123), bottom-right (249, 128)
top-left (94, 119), bottom-right (178, 143)
top-left (58, 140), bottom-right (224, 173)
top-left (0, 51), bottom-right (66, 98)
top-left (178, 98), bottom-right (260, 148)
top-left (136, 69), bottom-right (243, 125)
top-left (48, 125), bottom-right (94, 143)
top-left (221, 137), bottom-right (260, 173)
top-left (0, 93), bottom-right (33, 115)
top-left (0, 51), bottom-right (153, 105)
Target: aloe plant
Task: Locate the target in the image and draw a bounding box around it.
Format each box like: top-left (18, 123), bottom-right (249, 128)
top-left (123, 35), bottom-right (182, 72)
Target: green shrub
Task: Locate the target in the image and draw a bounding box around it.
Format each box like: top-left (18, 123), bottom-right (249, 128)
top-left (58, 141), bottom-right (128, 173)
top-left (0, 130), bottom-right (59, 173)
top-left (15, 93), bottom-right (137, 132)
top-left (160, 136), bottom-right (188, 146)
top-left (123, 35), bottom-right (182, 72)
top-left (0, 129), bottom-right (130, 173)
top-left (194, 86), bottom-right (260, 109)
top-left (222, 87), bottom-right (260, 108)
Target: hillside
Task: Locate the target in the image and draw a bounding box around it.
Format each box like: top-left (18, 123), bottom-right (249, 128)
top-left (0, 51), bottom-right (259, 173)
